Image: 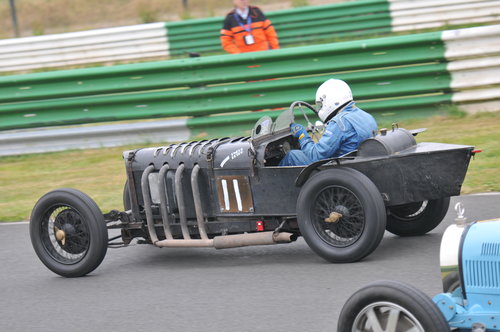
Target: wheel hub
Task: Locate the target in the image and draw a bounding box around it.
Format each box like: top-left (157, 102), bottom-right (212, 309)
top-left (324, 211), bottom-right (343, 223)
top-left (335, 205), bottom-right (350, 217)
top-left (53, 209), bottom-right (87, 255)
top-left (61, 223), bottom-right (76, 235)
top-left (312, 186), bottom-right (365, 247)
top-left (54, 227), bottom-right (66, 245)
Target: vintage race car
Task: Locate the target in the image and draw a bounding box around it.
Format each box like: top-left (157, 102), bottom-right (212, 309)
top-left (337, 204), bottom-right (500, 332)
top-left (30, 102), bottom-right (476, 277)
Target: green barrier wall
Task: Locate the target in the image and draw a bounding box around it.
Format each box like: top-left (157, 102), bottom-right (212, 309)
top-left (0, 30), bottom-right (451, 131)
top-left (165, 0), bottom-right (391, 55)
top-left (0, 30), bottom-right (442, 102)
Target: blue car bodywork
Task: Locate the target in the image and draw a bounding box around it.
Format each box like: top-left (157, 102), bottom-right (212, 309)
top-left (434, 219), bottom-right (500, 331)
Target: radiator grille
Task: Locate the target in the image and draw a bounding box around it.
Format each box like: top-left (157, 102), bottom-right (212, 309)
top-left (481, 242), bottom-right (500, 256)
top-left (464, 260), bottom-right (500, 289)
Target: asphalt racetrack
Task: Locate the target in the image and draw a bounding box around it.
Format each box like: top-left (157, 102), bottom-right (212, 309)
top-left (1, 194), bottom-right (498, 332)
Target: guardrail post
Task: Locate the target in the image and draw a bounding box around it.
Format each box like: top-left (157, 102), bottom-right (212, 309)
top-left (9, 0), bottom-right (20, 37)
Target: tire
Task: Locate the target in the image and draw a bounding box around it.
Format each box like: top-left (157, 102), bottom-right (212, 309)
top-left (386, 197), bottom-right (450, 237)
top-left (123, 180), bottom-right (131, 211)
top-left (296, 168), bottom-right (386, 263)
top-left (442, 271), bottom-right (461, 293)
top-left (338, 280), bottom-right (449, 332)
top-left (30, 188), bottom-right (108, 277)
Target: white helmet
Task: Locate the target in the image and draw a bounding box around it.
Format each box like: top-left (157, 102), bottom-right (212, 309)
top-left (315, 79), bottom-right (353, 122)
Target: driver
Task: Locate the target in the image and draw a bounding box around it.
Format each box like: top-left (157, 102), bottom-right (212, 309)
top-left (279, 79), bottom-right (378, 166)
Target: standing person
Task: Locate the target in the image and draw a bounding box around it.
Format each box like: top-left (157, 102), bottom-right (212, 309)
top-left (280, 79), bottom-right (378, 166)
top-left (220, 0), bottom-right (280, 54)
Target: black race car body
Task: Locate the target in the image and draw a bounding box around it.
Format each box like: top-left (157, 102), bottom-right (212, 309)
top-left (124, 106), bottom-right (472, 238)
top-left (30, 102), bottom-right (476, 277)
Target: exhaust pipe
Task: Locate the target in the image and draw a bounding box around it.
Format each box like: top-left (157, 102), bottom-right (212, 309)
top-left (141, 165), bottom-right (159, 244)
top-left (213, 231), bottom-right (296, 249)
top-left (154, 231), bottom-right (296, 249)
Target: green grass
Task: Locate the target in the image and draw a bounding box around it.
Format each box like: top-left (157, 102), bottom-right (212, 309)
top-left (0, 146), bottom-right (133, 222)
top-left (1, 111), bottom-right (498, 222)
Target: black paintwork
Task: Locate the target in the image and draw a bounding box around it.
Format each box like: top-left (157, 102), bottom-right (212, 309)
top-left (122, 115), bottom-right (474, 242)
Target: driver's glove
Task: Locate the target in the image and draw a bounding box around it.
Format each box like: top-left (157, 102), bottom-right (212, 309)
top-left (290, 123), bottom-right (307, 141)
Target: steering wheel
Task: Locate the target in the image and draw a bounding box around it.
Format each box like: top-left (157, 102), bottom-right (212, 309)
top-left (288, 101), bottom-right (321, 141)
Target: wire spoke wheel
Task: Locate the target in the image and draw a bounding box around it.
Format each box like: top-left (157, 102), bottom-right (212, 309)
top-left (352, 302), bottom-right (424, 332)
top-left (386, 198), bottom-right (450, 236)
top-left (389, 201), bottom-right (427, 221)
top-left (41, 205), bottom-right (90, 264)
top-left (297, 168), bottom-right (386, 263)
top-left (30, 188), bottom-right (108, 277)
top-left (313, 186), bottom-right (364, 247)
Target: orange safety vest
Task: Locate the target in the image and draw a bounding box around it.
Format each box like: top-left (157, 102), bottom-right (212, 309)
top-left (220, 6), bottom-right (279, 54)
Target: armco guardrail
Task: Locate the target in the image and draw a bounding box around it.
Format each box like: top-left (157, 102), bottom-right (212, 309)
top-left (1, 0), bottom-right (500, 72)
top-left (0, 25), bottom-right (499, 156)
top-left (1, 24), bottom-right (499, 138)
top-left (0, 119), bottom-right (190, 156)
top-left (165, 0), bottom-right (392, 55)
top-left (0, 23), bottom-right (169, 73)
top-left (0, 30), bottom-right (449, 130)
top-left (166, 0), bottom-right (500, 55)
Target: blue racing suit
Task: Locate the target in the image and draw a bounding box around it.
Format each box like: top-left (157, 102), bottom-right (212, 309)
top-left (279, 102), bottom-right (377, 166)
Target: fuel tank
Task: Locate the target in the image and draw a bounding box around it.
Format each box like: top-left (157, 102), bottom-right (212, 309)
top-left (357, 127), bottom-right (416, 157)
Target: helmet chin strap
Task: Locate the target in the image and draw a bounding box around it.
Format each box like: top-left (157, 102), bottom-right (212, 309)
top-left (324, 100), bottom-right (352, 123)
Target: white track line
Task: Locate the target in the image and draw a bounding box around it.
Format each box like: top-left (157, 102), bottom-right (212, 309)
top-left (1, 221), bottom-right (29, 225)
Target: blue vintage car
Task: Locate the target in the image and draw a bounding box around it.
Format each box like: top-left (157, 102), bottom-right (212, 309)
top-left (338, 204), bottom-right (500, 332)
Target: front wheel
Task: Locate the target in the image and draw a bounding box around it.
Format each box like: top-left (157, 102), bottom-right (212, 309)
top-left (386, 198), bottom-right (450, 236)
top-left (338, 280), bottom-right (449, 332)
top-left (30, 188), bottom-right (108, 277)
top-left (297, 168), bottom-right (386, 263)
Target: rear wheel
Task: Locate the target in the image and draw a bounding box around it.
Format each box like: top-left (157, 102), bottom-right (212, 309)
top-left (30, 188), bottom-right (108, 277)
top-left (338, 280), bottom-right (449, 332)
top-left (297, 168), bottom-right (386, 263)
top-left (386, 198), bottom-right (450, 236)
